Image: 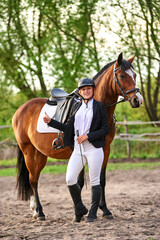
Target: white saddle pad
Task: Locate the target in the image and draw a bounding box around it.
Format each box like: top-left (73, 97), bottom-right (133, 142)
top-left (37, 103), bottom-right (60, 133)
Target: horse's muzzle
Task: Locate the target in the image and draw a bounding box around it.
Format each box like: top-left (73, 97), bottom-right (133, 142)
top-left (130, 92), bottom-right (143, 108)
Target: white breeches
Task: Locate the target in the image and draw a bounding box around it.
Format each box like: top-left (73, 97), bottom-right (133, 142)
top-left (66, 140), bottom-right (104, 186)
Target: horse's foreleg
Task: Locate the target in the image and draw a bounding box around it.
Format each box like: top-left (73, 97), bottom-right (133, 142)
top-left (99, 145), bottom-right (113, 218)
top-left (99, 168), bottom-right (113, 218)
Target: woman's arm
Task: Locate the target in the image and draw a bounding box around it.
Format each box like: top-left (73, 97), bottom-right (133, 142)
top-left (43, 112), bottom-right (66, 132)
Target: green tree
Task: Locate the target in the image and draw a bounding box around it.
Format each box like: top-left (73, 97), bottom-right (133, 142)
top-left (107, 0), bottom-right (160, 121)
top-left (0, 0), bottom-right (102, 99)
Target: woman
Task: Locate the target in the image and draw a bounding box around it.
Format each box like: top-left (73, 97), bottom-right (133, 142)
top-left (43, 78), bottom-right (109, 222)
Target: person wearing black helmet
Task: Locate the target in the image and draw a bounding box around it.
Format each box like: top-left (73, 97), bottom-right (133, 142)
top-left (43, 78), bottom-right (109, 222)
top-left (78, 78), bottom-right (95, 106)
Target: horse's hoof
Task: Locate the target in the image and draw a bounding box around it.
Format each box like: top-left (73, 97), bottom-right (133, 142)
top-left (38, 216), bottom-right (45, 221)
top-left (33, 210), bottom-right (39, 219)
top-left (103, 214), bottom-right (114, 219)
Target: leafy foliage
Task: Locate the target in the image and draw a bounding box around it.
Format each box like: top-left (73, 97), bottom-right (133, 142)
top-left (0, 0), bottom-right (102, 96)
top-left (0, 0), bottom-right (159, 141)
top-left (106, 0), bottom-right (160, 121)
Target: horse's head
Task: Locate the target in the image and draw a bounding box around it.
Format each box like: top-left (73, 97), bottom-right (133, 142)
top-left (113, 53), bottom-right (143, 108)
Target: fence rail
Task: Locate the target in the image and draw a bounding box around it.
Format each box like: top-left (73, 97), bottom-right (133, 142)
top-left (117, 121), bottom-right (160, 126)
top-left (115, 120), bottom-right (160, 142)
top-left (0, 125), bottom-right (14, 145)
top-left (116, 118), bottom-right (160, 158)
top-left (115, 133), bottom-right (160, 142)
top-left (0, 121), bottom-right (160, 147)
top-left (0, 138), bottom-right (10, 145)
top-left (0, 125), bottom-right (12, 129)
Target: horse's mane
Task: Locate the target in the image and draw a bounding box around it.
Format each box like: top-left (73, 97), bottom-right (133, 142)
top-left (92, 59), bottom-right (133, 81)
top-left (92, 60), bottom-right (116, 81)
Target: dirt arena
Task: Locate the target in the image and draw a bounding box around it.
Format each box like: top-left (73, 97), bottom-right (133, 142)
top-left (0, 169), bottom-right (160, 240)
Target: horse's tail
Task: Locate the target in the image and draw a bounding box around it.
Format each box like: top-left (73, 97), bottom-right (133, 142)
top-left (16, 145), bottom-right (33, 201)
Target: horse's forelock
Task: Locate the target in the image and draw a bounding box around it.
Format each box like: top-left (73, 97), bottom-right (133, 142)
top-left (121, 60), bottom-right (133, 72)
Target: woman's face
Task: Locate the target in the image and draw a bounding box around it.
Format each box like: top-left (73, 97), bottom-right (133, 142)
top-left (79, 86), bottom-right (94, 100)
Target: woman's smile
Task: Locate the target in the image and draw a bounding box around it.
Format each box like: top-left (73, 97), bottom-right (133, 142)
top-left (80, 86), bottom-right (93, 100)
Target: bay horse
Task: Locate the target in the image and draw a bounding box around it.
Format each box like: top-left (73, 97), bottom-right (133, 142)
top-left (12, 53), bottom-right (143, 220)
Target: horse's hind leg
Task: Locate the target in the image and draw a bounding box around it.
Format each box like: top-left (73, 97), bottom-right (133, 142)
top-left (29, 149), bottom-right (47, 220)
top-left (30, 195), bottom-right (37, 218)
top-left (30, 181), bottom-right (45, 220)
top-left (22, 144), bottom-right (47, 220)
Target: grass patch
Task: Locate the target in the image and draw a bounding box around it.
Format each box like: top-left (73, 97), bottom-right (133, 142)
top-left (107, 162), bottom-right (160, 171)
top-left (0, 161), bottom-right (160, 177)
top-left (42, 164), bottom-right (67, 174)
top-left (47, 157), bottom-right (68, 163)
top-left (0, 168), bottom-right (17, 177)
top-left (110, 139), bottom-right (160, 159)
top-left (0, 157), bottom-right (67, 166)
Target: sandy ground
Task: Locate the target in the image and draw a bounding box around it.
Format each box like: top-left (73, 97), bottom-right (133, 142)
top-left (0, 169), bottom-right (160, 240)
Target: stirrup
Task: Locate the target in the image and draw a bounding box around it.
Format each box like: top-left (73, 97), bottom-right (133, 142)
top-left (52, 132), bottom-right (65, 150)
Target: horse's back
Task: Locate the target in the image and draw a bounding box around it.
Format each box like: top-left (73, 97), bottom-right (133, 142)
top-left (13, 98), bottom-right (46, 122)
top-left (12, 98), bottom-right (47, 142)
top-left (12, 98), bottom-right (72, 159)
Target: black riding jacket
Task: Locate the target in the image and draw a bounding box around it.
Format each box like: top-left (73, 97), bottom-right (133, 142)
top-left (48, 99), bottom-right (109, 148)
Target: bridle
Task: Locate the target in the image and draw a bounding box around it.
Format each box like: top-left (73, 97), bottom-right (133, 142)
top-left (114, 64), bottom-right (140, 103)
top-left (106, 63), bottom-right (141, 131)
top-left (106, 64), bottom-right (140, 108)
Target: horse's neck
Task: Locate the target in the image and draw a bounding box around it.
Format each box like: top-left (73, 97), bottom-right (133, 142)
top-left (94, 67), bottom-right (118, 125)
top-left (94, 67), bottom-right (118, 107)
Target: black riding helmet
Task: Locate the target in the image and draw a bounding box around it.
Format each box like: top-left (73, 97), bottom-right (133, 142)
top-left (78, 78), bottom-right (95, 89)
top-left (78, 78), bottom-right (95, 103)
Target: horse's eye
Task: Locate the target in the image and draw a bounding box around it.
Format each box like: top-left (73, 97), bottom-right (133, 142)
top-left (120, 75), bottom-right (125, 79)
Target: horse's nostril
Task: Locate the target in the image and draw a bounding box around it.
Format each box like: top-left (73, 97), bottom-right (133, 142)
top-left (134, 98), bottom-right (139, 107)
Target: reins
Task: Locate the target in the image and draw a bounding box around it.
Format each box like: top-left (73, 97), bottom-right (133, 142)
top-left (105, 97), bottom-right (126, 108)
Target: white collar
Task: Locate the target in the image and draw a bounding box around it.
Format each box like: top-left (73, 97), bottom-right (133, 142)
top-left (82, 98), bottom-right (93, 109)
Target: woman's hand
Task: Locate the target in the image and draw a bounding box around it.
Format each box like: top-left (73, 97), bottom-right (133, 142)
top-left (77, 134), bottom-right (88, 144)
top-left (43, 112), bottom-right (51, 124)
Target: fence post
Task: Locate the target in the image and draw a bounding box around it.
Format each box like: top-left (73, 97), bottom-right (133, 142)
top-left (124, 116), bottom-right (131, 159)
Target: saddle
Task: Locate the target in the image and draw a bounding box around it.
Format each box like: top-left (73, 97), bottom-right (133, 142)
top-left (46, 88), bottom-right (82, 150)
top-left (47, 88), bottom-right (69, 105)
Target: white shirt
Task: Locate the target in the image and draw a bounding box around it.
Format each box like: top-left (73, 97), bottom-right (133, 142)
top-left (74, 99), bottom-right (93, 137)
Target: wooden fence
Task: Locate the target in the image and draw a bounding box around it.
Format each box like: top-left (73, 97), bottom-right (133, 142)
top-left (0, 121), bottom-right (160, 159)
top-left (115, 118), bottom-right (160, 158)
top-left (0, 125), bottom-right (13, 145)
top-left (115, 120), bottom-right (160, 142)
top-left (0, 125), bottom-right (12, 129)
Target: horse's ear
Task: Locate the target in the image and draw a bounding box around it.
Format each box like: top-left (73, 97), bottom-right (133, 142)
top-left (117, 52), bottom-right (123, 65)
top-left (128, 55), bottom-right (135, 63)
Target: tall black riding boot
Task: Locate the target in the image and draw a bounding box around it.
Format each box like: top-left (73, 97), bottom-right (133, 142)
top-left (68, 183), bottom-right (88, 222)
top-left (86, 185), bottom-right (102, 222)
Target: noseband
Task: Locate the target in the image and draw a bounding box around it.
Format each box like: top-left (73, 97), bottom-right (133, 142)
top-left (114, 64), bottom-right (140, 104)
